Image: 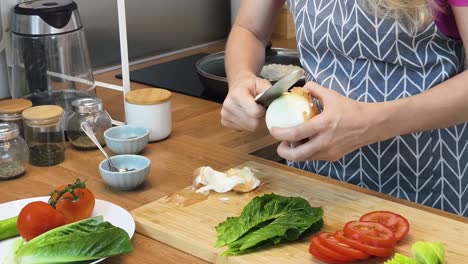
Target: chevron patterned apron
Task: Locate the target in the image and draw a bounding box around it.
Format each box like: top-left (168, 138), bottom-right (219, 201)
top-left (286, 0), bottom-right (467, 216)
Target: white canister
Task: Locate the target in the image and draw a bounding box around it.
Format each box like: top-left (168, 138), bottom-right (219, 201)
top-left (124, 88), bottom-right (172, 141)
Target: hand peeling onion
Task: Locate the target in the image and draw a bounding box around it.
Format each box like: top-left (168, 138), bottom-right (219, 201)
top-left (265, 87), bottom-right (319, 131)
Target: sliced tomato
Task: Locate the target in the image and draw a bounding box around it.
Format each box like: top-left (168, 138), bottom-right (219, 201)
top-left (335, 230), bottom-right (394, 257)
top-left (309, 243), bottom-right (345, 263)
top-left (360, 211), bottom-right (410, 241)
top-left (317, 232), bottom-right (370, 260)
top-left (310, 236), bottom-right (355, 262)
top-left (343, 221), bottom-right (396, 248)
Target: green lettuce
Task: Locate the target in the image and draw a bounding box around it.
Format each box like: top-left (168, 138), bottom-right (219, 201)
top-left (426, 242), bottom-right (445, 264)
top-left (215, 193), bottom-right (323, 255)
top-left (412, 241), bottom-right (445, 264)
top-left (385, 241), bottom-right (445, 264)
top-left (13, 216), bottom-right (133, 264)
top-left (384, 253), bottom-right (418, 264)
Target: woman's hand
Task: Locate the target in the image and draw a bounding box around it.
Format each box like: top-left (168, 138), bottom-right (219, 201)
top-left (221, 72), bottom-right (271, 131)
top-left (270, 82), bottom-right (380, 162)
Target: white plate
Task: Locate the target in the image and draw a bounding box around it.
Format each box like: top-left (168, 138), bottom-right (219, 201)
top-left (0, 197), bottom-right (135, 264)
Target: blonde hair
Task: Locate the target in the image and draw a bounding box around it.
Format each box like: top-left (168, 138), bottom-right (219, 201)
top-left (359, 0), bottom-right (436, 34)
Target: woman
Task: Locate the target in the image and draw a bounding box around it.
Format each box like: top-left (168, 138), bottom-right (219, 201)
top-left (221, 0), bottom-right (468, 217)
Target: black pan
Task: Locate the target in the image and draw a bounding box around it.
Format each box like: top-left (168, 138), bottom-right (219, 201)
top-left (196, 47), bottom-right (305, 99)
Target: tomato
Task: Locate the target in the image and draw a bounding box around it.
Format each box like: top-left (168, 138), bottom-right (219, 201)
top-left (17, 201), bottom-right (67, 241)
top-left (360, 211), bottom-right (410, 241)
top-left (343, 221), bottom-right (396, 248)
top-left (309, 243), bottom-right (345, 263)
top-left (335, 230), bottom-right (394, 257)
top-left (310, 236), bottom-right (356, 262)
top-left (49, 179), bottom-right (95, 223)
top-left (317, 232), bottom-right (370, 260)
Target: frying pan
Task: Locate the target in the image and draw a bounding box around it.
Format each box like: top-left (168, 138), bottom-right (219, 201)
top-left (196, 46), bottom-right (305, 99)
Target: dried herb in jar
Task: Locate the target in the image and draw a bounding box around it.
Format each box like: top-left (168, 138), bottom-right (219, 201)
top-left (0, 161), bottom-right (26, 179)
top-left (29, 145), bottom-right (65, 166)
top-left (67, 131), bottom-right (102, 149)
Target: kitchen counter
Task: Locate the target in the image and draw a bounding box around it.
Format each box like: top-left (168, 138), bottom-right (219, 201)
top-left (1, 38), bottom-right (466, 263)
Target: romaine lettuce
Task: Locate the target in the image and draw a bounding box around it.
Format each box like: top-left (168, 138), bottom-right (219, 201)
top-left (215, 193), bottom-right (323, 255)
top-left (384, 253), bottom-right (418, 264)
top-left (385, 241), bottom-right (445, 264)
top-left (13, 216), bottom-right (133, 264)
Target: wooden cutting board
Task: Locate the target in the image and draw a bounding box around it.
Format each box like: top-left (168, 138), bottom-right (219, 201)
top-left (131, 161), bottom-right (468, 263)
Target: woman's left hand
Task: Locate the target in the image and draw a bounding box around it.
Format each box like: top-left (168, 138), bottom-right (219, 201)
top-left (270, 81), bottom-right (380, 162)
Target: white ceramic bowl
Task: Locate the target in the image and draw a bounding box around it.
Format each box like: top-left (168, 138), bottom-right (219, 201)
top-left (99, 155), bottom-right (150, 190)
top-left (104, 125), bottom-right (149, 154)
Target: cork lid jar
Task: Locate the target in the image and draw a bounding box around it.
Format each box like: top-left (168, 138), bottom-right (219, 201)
top-left (125, 88), bottom-right (172, 105)
top-left (22, 105), bottom-right (66, 167)
top-left (22, 105), bottom-right (64, 127)
top-left (0, 99), bottom-right (32, 137)
top-left (124, 88), bottom-right (172, 141)
top-left (0, 99), bottom-right (32, 115)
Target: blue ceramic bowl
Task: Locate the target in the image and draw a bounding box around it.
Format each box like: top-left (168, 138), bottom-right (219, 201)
top-left (99, 154), bottom-right (150, 190)
top-left (104, 125), bottom-right (149, 154)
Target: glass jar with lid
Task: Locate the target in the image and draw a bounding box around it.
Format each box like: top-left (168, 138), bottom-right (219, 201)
top-left (0, 99), bottom-right (32, 138)
top-left (0, 123), bottom-right (29, 179)
top-left (66, 98), bottom-right (112, 149)
top-left (22, 105), bottom-right (65, 166)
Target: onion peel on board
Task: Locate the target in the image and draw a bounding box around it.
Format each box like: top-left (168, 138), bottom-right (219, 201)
top-left (192, 166), bottom-right (261, 194)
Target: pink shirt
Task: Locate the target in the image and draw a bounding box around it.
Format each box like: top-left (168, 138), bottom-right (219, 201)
top-left (435, 0), bottom-right (468, 39)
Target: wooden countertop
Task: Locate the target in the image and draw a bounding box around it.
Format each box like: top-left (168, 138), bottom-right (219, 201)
top-left (1, 38), bottom-right (466, 264)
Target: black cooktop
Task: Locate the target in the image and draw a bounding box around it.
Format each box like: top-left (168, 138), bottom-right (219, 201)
top-left (116, 53), bottom-right (224, 103)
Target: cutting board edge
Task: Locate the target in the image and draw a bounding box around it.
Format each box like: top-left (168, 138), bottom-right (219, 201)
top-left (132, 214), bottom-right (221, 263)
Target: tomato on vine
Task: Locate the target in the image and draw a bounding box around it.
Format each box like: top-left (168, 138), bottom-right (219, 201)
top-left (17, 201), bottom-right (67, 242)
top-left (49, 178), bottom-right (95, 223)
top-left (17, 179), bottom-right (96, 241)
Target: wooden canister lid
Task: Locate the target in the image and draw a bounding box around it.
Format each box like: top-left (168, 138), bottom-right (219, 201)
top-left (125, 88), bottom-right (172, 105)
top-left (0, 99), bottom-right (32, 114)
top-left (22, 105), bottom-right (64, 123)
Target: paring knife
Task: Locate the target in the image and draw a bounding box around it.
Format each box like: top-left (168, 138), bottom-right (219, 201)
top-left (254, 69), bottom-right (303, 108)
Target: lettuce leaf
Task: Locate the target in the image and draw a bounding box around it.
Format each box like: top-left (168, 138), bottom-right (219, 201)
top-left (13, 216), bottom-right (133, 264)
top-left (384, 253), bottom-right (418, 264)
top-left (215, 193), bottom-right (323, 255)
top-left (385, 241), bottom-right (445, 264)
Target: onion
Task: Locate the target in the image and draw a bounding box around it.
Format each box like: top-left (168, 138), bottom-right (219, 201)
top-left (265, 88), bottom-right (319, 131)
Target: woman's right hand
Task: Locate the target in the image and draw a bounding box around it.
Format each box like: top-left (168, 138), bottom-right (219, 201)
top-left (221, 72), bottom-right (271, 131)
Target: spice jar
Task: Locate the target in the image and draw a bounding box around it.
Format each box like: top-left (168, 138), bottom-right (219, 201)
top-left (124, 88), bottom-right (172, 141)
top-left (66, 98), bottom-right (112, 149)
top-left (0, 123), bottom-right (29, 179)
top-left (22, 105), bottom-right (65, 167)
top-left (0, 98), bottom-right (32, 138)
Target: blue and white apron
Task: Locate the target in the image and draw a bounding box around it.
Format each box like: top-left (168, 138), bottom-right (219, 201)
top-left (286, 0), bottom-right (467, 216)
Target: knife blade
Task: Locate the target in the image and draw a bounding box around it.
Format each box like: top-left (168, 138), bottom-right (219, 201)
top-left (254, 69), bottom-right (303, 107)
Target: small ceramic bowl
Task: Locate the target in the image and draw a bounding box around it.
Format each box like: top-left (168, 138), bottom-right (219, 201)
top-left (104, 125), bottom-right (149, 154)
top-left (99, 154), bottom-right (150, 190)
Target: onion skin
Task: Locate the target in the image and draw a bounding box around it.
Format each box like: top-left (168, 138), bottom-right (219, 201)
top-left (265, 88), bottom-right (319, 131)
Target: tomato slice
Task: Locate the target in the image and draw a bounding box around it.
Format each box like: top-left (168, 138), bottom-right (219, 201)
top-left (309, 243), bottom-right (345, 263)
top-left (343, 221), bottom-right (396, 248)
top-left (310, 236), bottom-right (356, 262)
top-left (317, 232), bottom-right (370, 260)
top-left (359, 211), bottom-right (410, 241)
top-left (335, 230), bottom-right (394, 257)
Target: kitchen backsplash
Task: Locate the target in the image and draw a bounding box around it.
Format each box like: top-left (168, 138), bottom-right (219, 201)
top-left (77, 0), bottom-right (230, 70)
